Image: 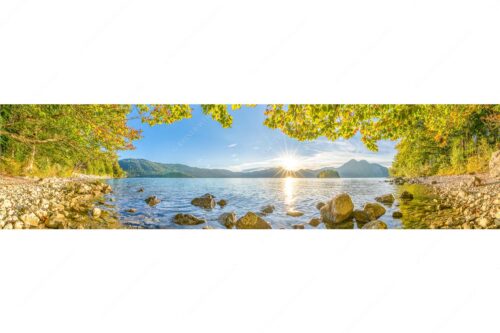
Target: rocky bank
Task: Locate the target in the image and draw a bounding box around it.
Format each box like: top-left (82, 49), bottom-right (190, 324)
top-left (404, 174), bottom-right (500, 229)
top-left (0, 176), bottom-right (121, 229)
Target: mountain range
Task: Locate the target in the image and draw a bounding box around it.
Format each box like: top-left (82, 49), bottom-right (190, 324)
top-left (119, 158), bottom-right (389, 178)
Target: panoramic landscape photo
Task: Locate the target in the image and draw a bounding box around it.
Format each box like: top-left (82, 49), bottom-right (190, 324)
top-left (0, 104), bottom-right (498, 229)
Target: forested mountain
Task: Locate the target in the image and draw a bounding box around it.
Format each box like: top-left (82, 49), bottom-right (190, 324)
top-left (119, 159), bottom-right (387, 178)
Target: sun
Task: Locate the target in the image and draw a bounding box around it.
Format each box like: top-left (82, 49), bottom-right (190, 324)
top-left (280, 153), bottom-right (301, 172)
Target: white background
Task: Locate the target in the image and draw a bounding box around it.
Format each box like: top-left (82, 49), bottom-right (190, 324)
top-left (1, 0), bottom-right (500, 332)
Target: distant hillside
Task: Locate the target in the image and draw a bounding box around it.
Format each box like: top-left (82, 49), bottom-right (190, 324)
top-left (336, 159), bottom-right (389, 178)
top-left (119, 158), bottom-right (389, 178)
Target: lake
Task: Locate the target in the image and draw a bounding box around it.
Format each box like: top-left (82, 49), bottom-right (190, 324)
top-left (104, 178), bottom-right (436, 229)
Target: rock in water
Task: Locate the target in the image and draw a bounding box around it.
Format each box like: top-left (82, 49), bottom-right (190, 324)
top-left (375, 194), bottom-right (395, 204)
top-left (145, 196), bottom-right (161, 207)
top-left (126, 208), bottom-right (137, 213)
top-left (217, 199), bottom-right (228, 207)
top-left (137, 188), bottom-right (145, 193)
top-left (308, 218), bottom-right (321, 227)
top-left (218, 212), bottom-right (237, 229)
top-left (392, 211), bottom-right (403, 218)
top-left (191, 194), bottom-right (216, 209)
top-left (363, 203), bottom-right (386, 220)
top-left (173, 214), bottom-right (206, 226)
top-left (292, 224), bottom-right (305, 229)
top-left (353, 209), bottom-right (371, 223)
top-left (316, 202), bottom-right (325, 210)
top-left (286, 210), bottom-right (304, 217)
top-left (490, 150), bottom-right (500, 178)
top-left (236, 212), bottom-right (272, 229)
top-left (320, 193), bottom-right (354, 224)
top-left (260, 205), bottom-right (275, 215)
top-left (400, 191), bottom-right (414, 200)
top-left (362, 220), bottom-right (388, 229)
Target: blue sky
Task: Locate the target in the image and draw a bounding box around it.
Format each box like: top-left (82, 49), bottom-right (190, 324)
top-left (119, 105), bottom-right (397, 171)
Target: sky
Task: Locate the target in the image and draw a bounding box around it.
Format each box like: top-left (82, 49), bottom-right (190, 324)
top-left (119, 105), bottom-right (397, 171)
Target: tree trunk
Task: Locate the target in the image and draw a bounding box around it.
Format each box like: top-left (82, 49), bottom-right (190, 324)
top-left (26, 145), bottom-right (36, 173)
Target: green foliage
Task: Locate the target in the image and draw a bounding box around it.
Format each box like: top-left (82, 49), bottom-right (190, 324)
top-left (1, 104), bottom-right (498, 178)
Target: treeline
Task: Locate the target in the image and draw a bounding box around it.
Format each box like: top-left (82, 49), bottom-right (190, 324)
top-left (0, 105), bottom-right (136, 177)
top-left (391, 109), bottom-right (499, 177)
top-left (0, 104), bottom-right (498, 178)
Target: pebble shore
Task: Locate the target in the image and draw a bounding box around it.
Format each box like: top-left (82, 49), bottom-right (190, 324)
top-left (405, 174), bottom-right (500, 229)
top-left (0, 176), bottom-right (121, 229)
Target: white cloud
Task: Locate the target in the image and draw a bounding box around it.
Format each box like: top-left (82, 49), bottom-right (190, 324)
top-left (227, 143), bottom-right (238, 148)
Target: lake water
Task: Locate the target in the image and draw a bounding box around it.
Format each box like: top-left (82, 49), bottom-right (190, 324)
top-left (104, 178), bottom-right (436, 229)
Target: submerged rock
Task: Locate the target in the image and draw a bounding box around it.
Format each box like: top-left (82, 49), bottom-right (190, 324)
top-left (292, 224), bottom-right (305, 229)
top-left (191, 194), bottom-right (216, 209)
top-left (308, 218), bottom-right (321, 227)
top-left (145, 196), bottom-right (161, 207)
top-left (320, 193), bottom-right (354, 224)
top-left (236, 212), bottom-right (272, 229)
top-left (363, 203), bottom-right (386, 220)
top-left (353, 209), bottom-right (371, 223)
top-left (126, 208), bottom-right (137, 213)
top-left (286, 210), bottom-right (304, 217)
top-left (260, 205), bottom-right (275, 215)
top-left (217, 199), bottom-right (228, 207)
top-left (218, 212), bottom-right (237, 229)
top-left (316, 202), bottom-right (325, 210)
top-left (375, 194), bottom-right (395, 204)
top-left (173, 213), bottom-right (206, 226)
top-left (392, 211), bottom-right (403, 219)
top-left (362, 220), bottom-right (388, 229)
top-left (400, 191), bottom-right (414, 200)
top-left (137, 188), bottom-right (145, 193)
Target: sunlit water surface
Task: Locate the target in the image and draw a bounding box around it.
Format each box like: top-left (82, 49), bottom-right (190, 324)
top-left (104, 178), bottom-right (435, 229)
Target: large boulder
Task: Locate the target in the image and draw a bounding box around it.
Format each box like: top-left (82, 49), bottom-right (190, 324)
top-left (363, 203), bottom-right (386, 220)
top-left (320, 193), bottom-right (354, 224)
top-left (173, 213), bottom-right (206, 226)
top-left (236, 212), bottom-right (272, 229)
top-left (490, 150), bottom-right (500, 178)
top-left (375, 194), bottom-right (395, 205)
top-left (218, 212), bottom-right (237, 229)
top-left (361, 220), bottom-right (388, 229)
top-left (191, 194), bottom-right (216, 209)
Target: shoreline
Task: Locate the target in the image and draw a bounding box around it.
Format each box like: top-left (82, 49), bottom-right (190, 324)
top-left (1, 173), bottom-right (498, 229)
top-left (0, 175), bottom-right (121, 229)
top-left (403, 173), bottom-right (499, 229)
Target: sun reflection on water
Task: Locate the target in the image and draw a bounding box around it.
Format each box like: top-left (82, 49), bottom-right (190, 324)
top-left (283, 177), bottom-right (296, 207)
